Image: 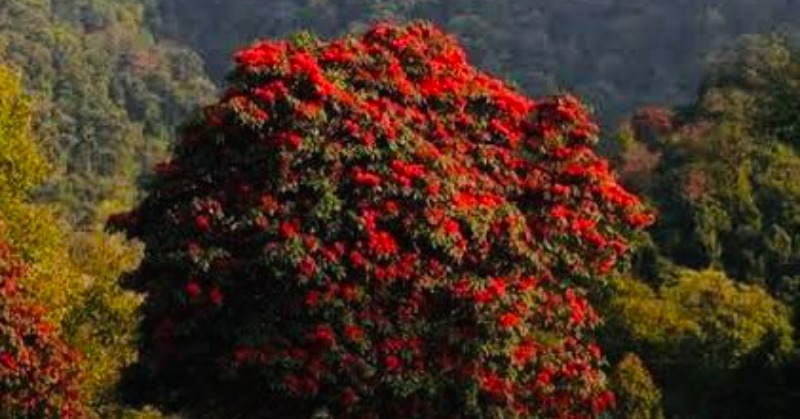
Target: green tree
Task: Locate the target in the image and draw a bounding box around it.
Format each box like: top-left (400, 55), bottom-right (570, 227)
top-left (1, 0), bottom-right (214, 224)
top-left (0, 64), bottom-right (163, 417)
top-left (0, 65), bottom-right (80, 319)
top-left (609, 354), bottom-right (664, 419)
top-left (602, 270), bottom-right (794, 418)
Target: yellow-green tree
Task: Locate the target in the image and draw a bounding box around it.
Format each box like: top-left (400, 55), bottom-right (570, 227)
top-left (609, 354), bottom-right (664, 419)
top-left (0, 66), bottom-right (81, 320)
top-left (602, 269), bottom-right (794, 417)
top-left (0, 65), bottom-right (161, 417)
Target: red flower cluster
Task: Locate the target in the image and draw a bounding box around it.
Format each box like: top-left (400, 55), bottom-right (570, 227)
top-left (0, 232), bottom-right (85, 418)
top-left (112, 22), bottom-right (652, 418)
top-left (235, 40), bottom-right (287, 68)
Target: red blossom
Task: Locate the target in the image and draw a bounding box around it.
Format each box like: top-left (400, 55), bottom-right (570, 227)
top-left (311, 325), bottom-right (336, 348)
top-left (488, 277), bottom-right (507, 298)
top-left (385, 355), bottom-right (401, 371)
top-left (278, 132), bottom-right (303, 149)
top-left (368, 231), bottom-right (398, 256)
top-left (344, 324), bottom-right (364, 342)
top-left (235, 41), bottom-right (287, 68)
top-left (512, 342), bottom-right (537, 365)
top-left (536, 368), bottom-right (553, 388)
top-left (499, 312), bottom-right (521, 329)
top-left (321, 42), bottom-right (358, 64)
top-left (298, 256), bottom-right (317, 277)
top-left (0, 352), bottom-right (17, 371)
top-left (185, 280), bottom-right (202, 299)
top-left (305, 290), bottom-right (320, 308)
top-left (341, 387), bottom-right (359, 407)
top-left (391, 160), bottom-right (426, 179)
top-left (195, 214), bottom-right (211, 232)
top-left (480, 371), bottom-right (511, 398)
top-left (352, 168), bottom-right (382, 187)
top-left (209, 287), bottom-right (224, 306)
top-left (280, 219), bottom-right (300, 239)
top-left (349, 250), bottom-right (367, 268)
top-left (443, 218), bottom-right (460, 236)
top-left (550, 205), bottom-right (570, 220)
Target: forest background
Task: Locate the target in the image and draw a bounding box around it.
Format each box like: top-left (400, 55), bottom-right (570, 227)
top-left (3, 1), bottom-right (800, 417)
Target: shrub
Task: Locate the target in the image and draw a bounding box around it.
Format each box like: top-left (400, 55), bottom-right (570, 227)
top-left (112, 22), bottom-right (651, 418)
top-left (0, 227), bottom-right (85, 418)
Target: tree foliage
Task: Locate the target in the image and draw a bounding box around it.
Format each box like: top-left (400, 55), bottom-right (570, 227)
top-left (0, 0), bottom-right (214, 223)
top-left (608, 354), bottom-right (664, 419)
top-left (604, 271), bottom-right (793, 368)
top-left (0, 64), bottom-right (161, 417)
top-left (617, 36), bottom-right (800, 305)
top-left (0, 65), bottom-right (82, 320)
top-left (608, 35), bottom-right (800, 418)
top-left (112, 22), bottom-right (651, 418)
top-left (0, 226), bottom-right (85, 419)
top-left (602, 270), bottom-right (794, 418)
top-left (145, 0), bottom-right (800, 124)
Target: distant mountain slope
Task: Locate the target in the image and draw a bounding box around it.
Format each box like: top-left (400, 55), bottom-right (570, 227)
top-left (144, 0), bottom-right (800, 124)
top-left (0, 0), bottom-right (214, 223)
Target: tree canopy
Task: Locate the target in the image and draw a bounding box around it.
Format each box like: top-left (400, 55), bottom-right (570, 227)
top-left (112, 22), bottom-right (650, 418)
top-left (145, 0), bottom-right (800, 124)
top-left (0, 0), bottom-right (214, 224)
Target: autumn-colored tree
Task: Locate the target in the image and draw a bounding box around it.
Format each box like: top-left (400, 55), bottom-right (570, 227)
top-left (112, 22), bottom-right (651, 418)
top-left (0, 225), bottom-right (85, 418)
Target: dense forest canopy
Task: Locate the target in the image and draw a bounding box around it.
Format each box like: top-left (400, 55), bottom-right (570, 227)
top-left (145, 0), bottom-right (800, 124)
top-left (0, 0), bottom-right (213, 224)
top-left (2, 0), bottom-right (800, 418)
top-left (609, 35), bottom-right (800, 418)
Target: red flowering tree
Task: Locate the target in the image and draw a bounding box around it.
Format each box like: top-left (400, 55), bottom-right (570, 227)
top-left (112, 22), bottom-right (652, 418)
top-left (0, 230), bottom-right (84, 418)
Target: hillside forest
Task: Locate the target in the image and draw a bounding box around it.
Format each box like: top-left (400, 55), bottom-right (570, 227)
top-left (2, 1), bottom-right (800, 418)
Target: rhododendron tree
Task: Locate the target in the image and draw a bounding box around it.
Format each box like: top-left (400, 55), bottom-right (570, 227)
top-left (0, 228), bottom-right (85, 418)
top-left (112, 22), bottom-right (652, 418)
